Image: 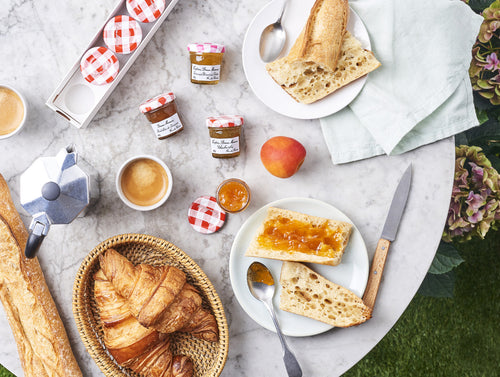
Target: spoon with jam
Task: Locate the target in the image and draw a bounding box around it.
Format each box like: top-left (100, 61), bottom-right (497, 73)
top-left (247, 261), bottom-right (302, 377)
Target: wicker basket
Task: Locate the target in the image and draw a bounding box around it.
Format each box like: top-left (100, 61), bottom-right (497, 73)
top-left (73, 233), bottom-right (229, 377)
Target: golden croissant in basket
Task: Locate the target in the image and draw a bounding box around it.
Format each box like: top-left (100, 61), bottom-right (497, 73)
top-left (99, 248), bottom-right (219, 342)
top-left (94, 269), bottom-right (194, 377)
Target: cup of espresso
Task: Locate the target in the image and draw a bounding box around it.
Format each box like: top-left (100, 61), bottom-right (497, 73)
top-left (116, 155), bottom-right (173, 211)
top-left (0, 84), bottom-right (27, 139)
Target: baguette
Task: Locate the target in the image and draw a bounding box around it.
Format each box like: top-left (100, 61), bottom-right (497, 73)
top-left (287, 0), bottom-right (349, 72)
top-left (279, 262), bottom-right (371, 327)
top-left (265, 0), bottom-right (381, 104)
top-left (244, 207), bottom-right (352, 266)
top-left (0, 174), bottom-right (82, 377)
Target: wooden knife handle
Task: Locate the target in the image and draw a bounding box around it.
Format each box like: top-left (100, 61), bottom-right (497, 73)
top-left (362, 238), bottom-right (391, 310)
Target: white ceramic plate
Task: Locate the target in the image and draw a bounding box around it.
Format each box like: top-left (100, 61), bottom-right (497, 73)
top-left (242, 0), bottom-right (371, 119)
top-left (229, 197), bottom-right (369, 337)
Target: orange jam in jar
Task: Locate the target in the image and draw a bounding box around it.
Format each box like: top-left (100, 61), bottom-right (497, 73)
top-left (187, 43), bottom-right (225, 85)
top-left (257, 217), bottom-right (342, 258)
top-left (216, 178), bottom-right (250, 213)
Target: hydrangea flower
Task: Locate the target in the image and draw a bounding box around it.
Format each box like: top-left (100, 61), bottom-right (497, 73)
top-left (470, 1), bottom-right (500, 105)
top-left (443, 146), bottom-right (500, 242)
top-left (484, 52), bottom-right (500, 71)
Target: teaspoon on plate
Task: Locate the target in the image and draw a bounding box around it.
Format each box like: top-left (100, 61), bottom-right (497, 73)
top-left (259, 0), bottom-right (288, 62)
top-left (247, 261), bottom-right (302, 377)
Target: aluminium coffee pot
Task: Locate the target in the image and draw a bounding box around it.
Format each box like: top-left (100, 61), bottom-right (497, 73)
top-left (20, 144), bottom-right (98, 258)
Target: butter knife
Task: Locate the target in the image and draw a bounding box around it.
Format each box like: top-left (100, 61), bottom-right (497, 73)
top-left (362, 164), bottom-right (412, 309)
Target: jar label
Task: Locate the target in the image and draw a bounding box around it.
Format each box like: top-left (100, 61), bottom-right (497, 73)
top-left (210, 136), bottom-right (240, 154)
top-left (192, 64), bottom-right (221, 82)
top-left (151, 113), bottom-right (183, 138)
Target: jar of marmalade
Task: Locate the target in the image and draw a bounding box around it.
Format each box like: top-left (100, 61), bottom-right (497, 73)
top-left (187, 43), bottom-right (225, 85)
top-left (139, 92), bottom-right (184, 140)
top-left (206, 115), bottom-right (243, 158)
top-left (216, 178), bottom-right (251, 213)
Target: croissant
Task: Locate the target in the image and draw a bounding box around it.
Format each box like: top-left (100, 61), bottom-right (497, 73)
top-left (100, 249), bottom-right (219, 342)
top-left (94, 269), bottom-right (194, 377)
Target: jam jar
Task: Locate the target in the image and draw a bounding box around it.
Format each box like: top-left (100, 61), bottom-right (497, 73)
top-left (139, 92), bottom-right (184, 140)
top-left (206, 115), bottom-right (243, 158)
top-left (216, 178), bottom-right (251, 213)
top-left (187, 43), bottom-right (225, 85)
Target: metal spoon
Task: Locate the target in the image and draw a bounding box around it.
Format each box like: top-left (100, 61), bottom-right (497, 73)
top-left (247, 261), bottom-right (302, 377)
top-left (259, 0), bottom-right (288, 62)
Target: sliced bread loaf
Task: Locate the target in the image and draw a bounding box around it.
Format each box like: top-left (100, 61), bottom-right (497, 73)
top-left (266, 31), bottom-right (381, 104)
top-left (279, 261), bottom-right (371, 327)
top-left (244, 207), bottom-right (352, 266)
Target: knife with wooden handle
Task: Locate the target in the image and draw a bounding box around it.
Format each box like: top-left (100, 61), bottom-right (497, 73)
top-left (363, 164), bottom-right (412, 309)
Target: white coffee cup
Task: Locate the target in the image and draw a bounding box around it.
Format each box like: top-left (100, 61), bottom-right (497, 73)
top-left (0, 84), bottom-right (27, 140)
top-left (116, 155), bottom-right (173, 211)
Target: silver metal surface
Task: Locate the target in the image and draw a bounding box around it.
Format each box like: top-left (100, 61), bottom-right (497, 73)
top-left (381, 164), bottom-right (412, 241)
top-left (247, 262), bottom-right (302, 377)
top-left (20, 145), bottom-right (94, 229)
top-left (259, 0), bottom-right (288, 62)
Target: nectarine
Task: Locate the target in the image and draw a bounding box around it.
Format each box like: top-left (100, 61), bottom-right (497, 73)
top-left (260, 136), bottom-right (306, 178)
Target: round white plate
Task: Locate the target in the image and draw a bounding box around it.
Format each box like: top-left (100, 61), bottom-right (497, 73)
top-left (242, 0), bottom-right (371, 119)
top-left (229, 197), bottom-right (369, 337)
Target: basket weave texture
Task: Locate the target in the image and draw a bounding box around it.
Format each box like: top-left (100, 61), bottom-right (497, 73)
top-left (73, 233), bottom-right (229, 377)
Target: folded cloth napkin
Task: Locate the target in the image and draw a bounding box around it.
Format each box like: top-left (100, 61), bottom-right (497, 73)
top-left (320, 0), bottom-right (484, 164)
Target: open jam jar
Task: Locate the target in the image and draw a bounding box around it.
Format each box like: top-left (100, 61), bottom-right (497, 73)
top-left (216, 178), bottom-right (251, 213)
top-left (206, 115), bottom-right (243, 158)
top-left (139, 92), bottom-right (184, 140)
top-left (187, 43), bottom-right (225, 85)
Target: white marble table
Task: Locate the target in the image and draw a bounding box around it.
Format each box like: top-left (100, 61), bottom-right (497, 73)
top-left (0, 0), bottom-right (455, 376)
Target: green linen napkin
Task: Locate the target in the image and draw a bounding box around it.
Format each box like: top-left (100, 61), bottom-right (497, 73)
top-left (320, 0), bottom-right (483, 164)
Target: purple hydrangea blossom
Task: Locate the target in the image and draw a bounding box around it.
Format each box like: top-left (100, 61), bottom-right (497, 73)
top-left (443, 146), bottom-right (500, 242)
top-left (484, 52), bottom-right (500, 70)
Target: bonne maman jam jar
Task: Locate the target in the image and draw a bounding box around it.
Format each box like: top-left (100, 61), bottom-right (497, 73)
top-left (187, 43), bottom-right (225, 85)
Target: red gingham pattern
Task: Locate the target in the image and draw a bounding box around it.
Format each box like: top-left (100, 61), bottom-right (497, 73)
top-left (127, 0), bottom-right (166, 23)
top-left (206, 115), bottom-right (244, 128)
top-left (139, 92), bottom-right (176, 113)
top-left (187, 43), bottom-right (225, 54)
top-left (188, 196), bottom-right (226, 234)
top-left (80, 47), bottom-right (119, 85)
top-left (103, 15), bottom-right (142, 54)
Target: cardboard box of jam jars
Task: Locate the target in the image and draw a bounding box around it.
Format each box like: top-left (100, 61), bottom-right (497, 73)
top-left (46, 0), bottom-right (181, 129)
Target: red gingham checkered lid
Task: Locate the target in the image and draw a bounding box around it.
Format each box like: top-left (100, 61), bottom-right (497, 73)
top-left (206, 115), bottom-right (244, 128)
top-left (188, 195), bottom-right (226, 234)
top-left (139, 92), bottom-right (176, 113)
top-left (187, 43), bottom-right (226, 53)
top-left (103, 15), bottom-right (142, 54)
top-left (80, 47), bottom-right (119, 85)
top-left (127, 0), bottom-right (166, 23)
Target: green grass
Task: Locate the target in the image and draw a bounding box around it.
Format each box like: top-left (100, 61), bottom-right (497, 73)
top-left (0, 231), bottom-right (498, 377)
top-left (344, 229), bottom-right (500, 377)
top-left (0, 366), bottom-right (12, 377)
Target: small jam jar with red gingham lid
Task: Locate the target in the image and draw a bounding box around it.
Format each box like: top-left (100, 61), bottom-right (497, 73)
top-left (140, 92), bottom-right (184, 140)
top-left (187, 43), bottom-right (225, 85)
top-left (80, 46), bottom-right (119, 85)
top-left (103, 15), bottom-right (142, 54)
top-left (126, 0), bottom-right (166, 23)
top-left (206, 115), bottom-right (244, 158)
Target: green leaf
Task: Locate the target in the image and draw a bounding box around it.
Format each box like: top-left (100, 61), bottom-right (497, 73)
top-left (455, 132), bottom-right (469, 146)
top-left (468, 0), bottom-right (496, 13)
top-left (476, 108), bottom-right (490, 124)
top-left (464, 119), bottom-right (500, 153)
top-left (418, 270), bottom-right (456, 298)
top-left (428, 242), bottom-right (464, 274)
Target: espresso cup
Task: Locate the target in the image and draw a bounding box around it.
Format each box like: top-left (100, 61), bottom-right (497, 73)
top-left (0, 84), bottom-right (27, 140)
top-left (116, 155), bottom-right (173, 211)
